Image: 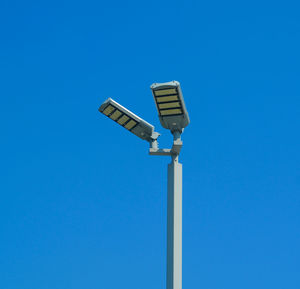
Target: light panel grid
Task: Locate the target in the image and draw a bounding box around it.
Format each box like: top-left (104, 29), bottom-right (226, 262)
top-left (153, 87), bottom-right (184, 117)
top-left (100, 103), bottom-right (140, 131)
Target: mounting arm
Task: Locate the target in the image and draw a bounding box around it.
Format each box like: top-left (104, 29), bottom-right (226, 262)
top-left (149, 130), bottom-right (183, 156)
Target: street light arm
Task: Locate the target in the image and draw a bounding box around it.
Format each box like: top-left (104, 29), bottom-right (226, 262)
top-left (149, 131), bottom-right (183, 156)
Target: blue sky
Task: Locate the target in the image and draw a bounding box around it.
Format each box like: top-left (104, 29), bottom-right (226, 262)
top-left (1, 0), bottom-right (299, 288)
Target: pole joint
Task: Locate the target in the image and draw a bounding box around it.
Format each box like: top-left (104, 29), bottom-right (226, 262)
top-left (149, 131), bottom-right (182, 157)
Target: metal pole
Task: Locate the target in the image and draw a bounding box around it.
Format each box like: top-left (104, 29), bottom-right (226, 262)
top-left (167, 154), bottom-right (182, 289)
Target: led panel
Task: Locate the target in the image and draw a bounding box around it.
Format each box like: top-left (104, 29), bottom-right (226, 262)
top-left (110, 110), bottom-right (122, 120)
top-left (158, 102), bottom-right (181, 109)
top-left (156, 95), bottom-right (179, 103)
top-left (154, 88), bottom-right (177, 96)
top-left (160, 109), bottom-right (183, 116)
top-left (117, 115), bottom-right (129, 125)
top-left (124, 119), bottom-right (137, 130)
top-left (102, 105), bottom-right (115, 116)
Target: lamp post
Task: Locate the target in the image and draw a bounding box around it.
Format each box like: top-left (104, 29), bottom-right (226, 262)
top-left (98, 81), bottom-right (190, 289)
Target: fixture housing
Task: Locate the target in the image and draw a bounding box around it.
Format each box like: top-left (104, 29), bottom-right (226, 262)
top-left (151, 81), bottom-right (190, 132)
top-left (99, 98), bottom-right (159, 143)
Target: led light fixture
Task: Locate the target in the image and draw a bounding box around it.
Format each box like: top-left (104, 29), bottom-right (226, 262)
top-left (151, 81), bottom-right (190, 132)
top-left (99, 98), bottom-right (159, 143)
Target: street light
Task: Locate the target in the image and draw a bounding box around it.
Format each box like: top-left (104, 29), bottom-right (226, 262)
top-left (98, 81), bottom-right (189, 289)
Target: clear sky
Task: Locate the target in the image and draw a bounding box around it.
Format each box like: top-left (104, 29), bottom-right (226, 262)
top-left (1, 0), bottom-right (299, 288)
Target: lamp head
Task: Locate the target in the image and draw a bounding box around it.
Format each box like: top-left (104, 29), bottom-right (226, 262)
top-left (99, 98), bottom-right (160, 142)
top-left (151, 81), bottom-right (190, 133)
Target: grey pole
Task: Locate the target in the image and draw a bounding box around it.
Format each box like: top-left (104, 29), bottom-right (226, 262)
top-left (150, 131), bottom-right (183, 289)
top-left (167, 135), bottom-right (182, 289)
